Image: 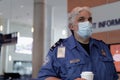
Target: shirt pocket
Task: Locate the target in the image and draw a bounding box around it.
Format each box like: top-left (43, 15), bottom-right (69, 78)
top-left (99, 56), bottom-right (114, 80)
top-left (66, 60), bottom-right (85, 79)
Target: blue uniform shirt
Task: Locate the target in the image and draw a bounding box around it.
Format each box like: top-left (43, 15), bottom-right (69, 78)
top-left (38, 35), bottom-right (118, 80)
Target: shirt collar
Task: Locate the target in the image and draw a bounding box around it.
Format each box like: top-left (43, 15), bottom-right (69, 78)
top-left (65, 35), bottom-right (99, 50)
top-left (89, 38), bottom-right (99, 49)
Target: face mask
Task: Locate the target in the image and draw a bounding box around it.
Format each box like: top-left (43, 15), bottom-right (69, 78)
top-left (77, 21), bottom-right (93, 39)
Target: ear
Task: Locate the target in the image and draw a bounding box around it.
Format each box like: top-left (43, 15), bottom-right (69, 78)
top-left (69, 24), bottom-right (74, 30)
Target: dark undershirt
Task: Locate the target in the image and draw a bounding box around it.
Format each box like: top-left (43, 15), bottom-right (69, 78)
top-left (78, 42), bottom-right (90, 55)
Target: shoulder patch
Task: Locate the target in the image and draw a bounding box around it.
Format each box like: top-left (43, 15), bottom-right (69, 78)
top-left (50, 39), bottom-right (63, 52)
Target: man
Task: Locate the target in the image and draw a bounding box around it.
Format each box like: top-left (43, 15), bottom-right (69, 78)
top-left (38, 7), bottom-right (118, 80)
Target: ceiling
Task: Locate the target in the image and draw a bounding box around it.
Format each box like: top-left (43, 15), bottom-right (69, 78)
top-left (0, 0), bottom-right (33, 26)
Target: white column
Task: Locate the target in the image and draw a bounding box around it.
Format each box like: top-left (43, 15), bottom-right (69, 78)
top-left (32, 0), bottom-right (45, 78)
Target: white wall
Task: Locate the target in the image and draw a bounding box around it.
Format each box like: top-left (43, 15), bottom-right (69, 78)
top-left (52, 6), bottom-right (68, 43)
top-left (44, 0), bottom-right (68, 57)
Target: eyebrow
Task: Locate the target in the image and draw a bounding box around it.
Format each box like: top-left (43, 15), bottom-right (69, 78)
top-left (79, 16), bottom-right (92, 19)
top-left (78, 16), bottom-right (92, 21)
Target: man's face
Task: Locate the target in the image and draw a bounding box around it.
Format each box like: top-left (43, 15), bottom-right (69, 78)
top-left (70, 10), bottom-right (92, 31)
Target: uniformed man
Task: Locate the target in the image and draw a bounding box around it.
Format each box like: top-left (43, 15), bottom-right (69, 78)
top-left (38, 7), bottom-right (118, 80)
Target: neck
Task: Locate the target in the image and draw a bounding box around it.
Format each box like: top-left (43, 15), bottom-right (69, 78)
top-left (74, 33), bottom-right (90, 44)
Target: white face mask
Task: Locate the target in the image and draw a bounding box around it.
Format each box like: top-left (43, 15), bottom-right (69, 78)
top-left (77, 21), bottom-right (93, 39)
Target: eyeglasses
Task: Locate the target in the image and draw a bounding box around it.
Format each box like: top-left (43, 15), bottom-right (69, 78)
top-left (78, 17), bottom-right (92, 22)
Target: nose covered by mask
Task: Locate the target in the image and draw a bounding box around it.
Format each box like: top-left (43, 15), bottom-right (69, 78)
top-left (77, 21), bottom-right (93, 39)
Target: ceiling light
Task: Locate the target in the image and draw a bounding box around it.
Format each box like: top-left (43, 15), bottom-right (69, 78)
top-left (0, 25), bottom-right (3, 31)
top-left (31, 27), bottom-right (34, 32)
top-left (9, 55), bottom-right (12, 61)
top-left (20, 5), bottom-right (24, 8)
top-left (62, 30), bottom-right (67, 36)
top-left (17, 32), bottom-right (20, 37)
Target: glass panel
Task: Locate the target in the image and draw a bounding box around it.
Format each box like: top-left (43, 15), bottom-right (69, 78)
top-left (13, 61), bottom-right (32, 75)
top-left (0, 0), bottom-right (33, 79)
top-left (15, 37), bottom-right (33, 54)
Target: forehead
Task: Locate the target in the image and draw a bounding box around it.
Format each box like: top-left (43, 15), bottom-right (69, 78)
top-left (78, 10), bottom-right (91, 17)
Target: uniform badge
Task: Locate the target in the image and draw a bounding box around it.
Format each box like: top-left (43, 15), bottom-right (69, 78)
top-left (57, 44), bottom-right (65, 58)
top-left (101, 49), bottom-right (106, 56)
top-left (70, 59), bottom-right (80, 63)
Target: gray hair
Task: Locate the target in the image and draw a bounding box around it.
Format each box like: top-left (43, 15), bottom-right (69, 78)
top-left (68, 7), bottom-right (91, 26)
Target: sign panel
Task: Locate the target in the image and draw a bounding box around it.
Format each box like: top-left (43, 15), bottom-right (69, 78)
top-left (91, 2), bottom-right (120, 33)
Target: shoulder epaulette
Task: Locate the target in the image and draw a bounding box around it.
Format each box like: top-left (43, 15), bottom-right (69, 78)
top-left (50, 39), bottom-right (63, 52)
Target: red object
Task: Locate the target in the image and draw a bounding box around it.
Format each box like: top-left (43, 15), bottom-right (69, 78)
top-left (110, 44), bottom-right (120, 72)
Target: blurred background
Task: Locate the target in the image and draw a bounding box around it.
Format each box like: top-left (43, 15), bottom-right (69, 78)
top-left (0, 0), bottom-right (120, 80)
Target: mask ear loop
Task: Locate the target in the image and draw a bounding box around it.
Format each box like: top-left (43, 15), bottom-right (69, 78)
top-left (69, 24), bottom-right (74, 30)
